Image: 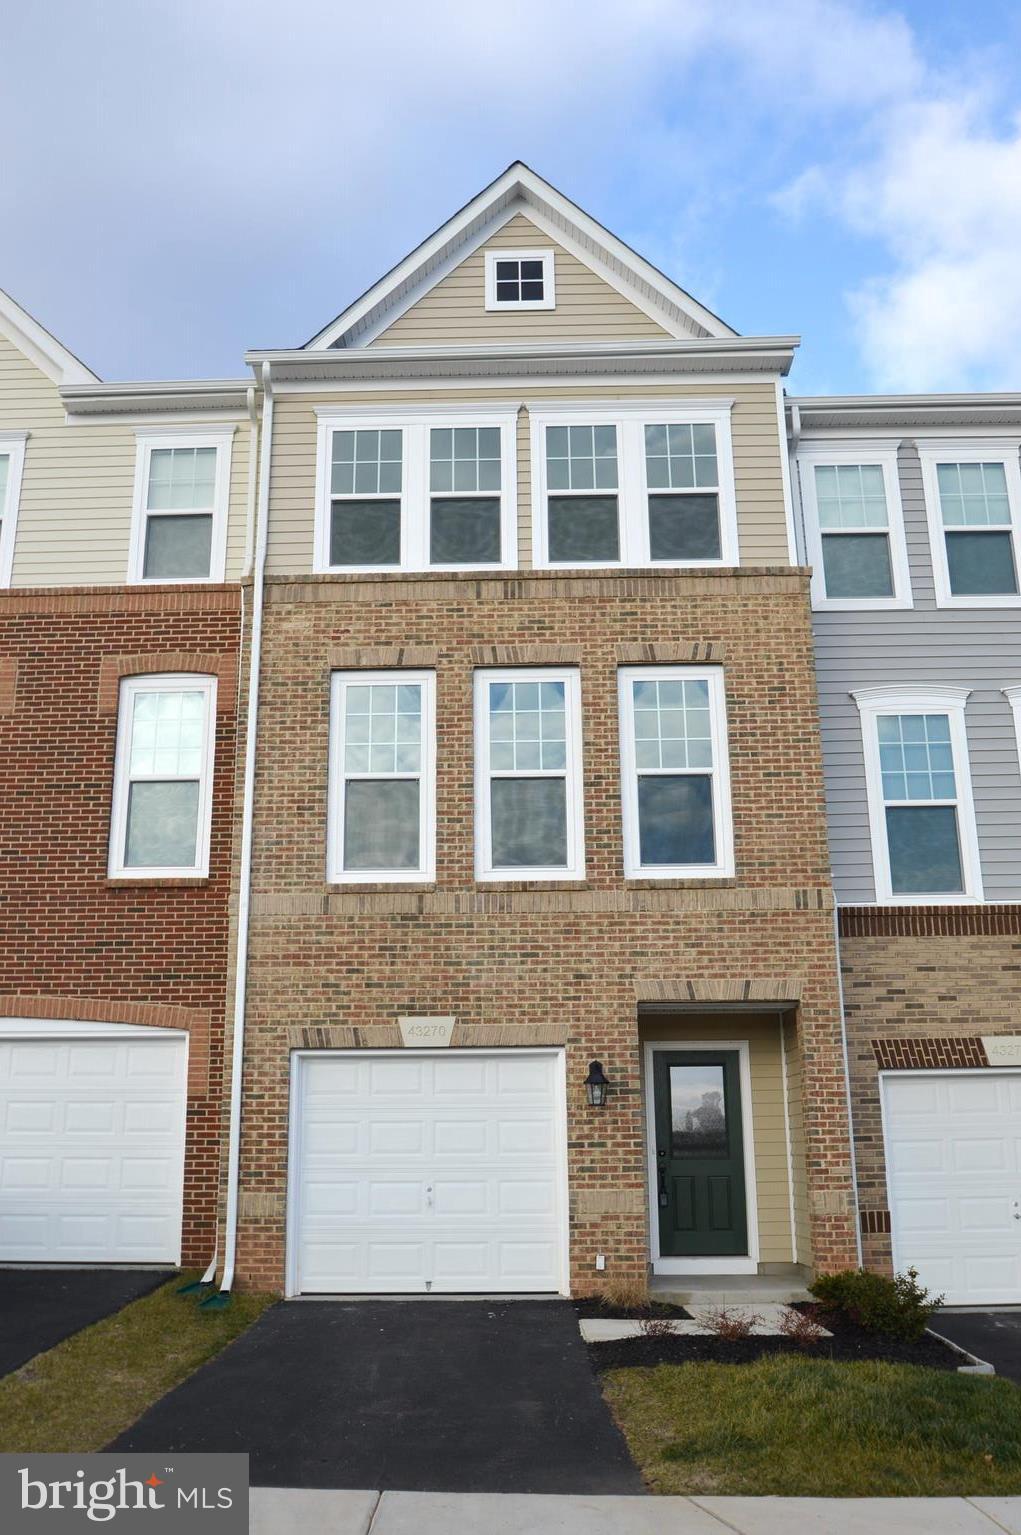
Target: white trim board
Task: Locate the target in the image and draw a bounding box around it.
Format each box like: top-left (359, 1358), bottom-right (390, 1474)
top-left (643, 1040), bottom-right (760, 1276)
top-left (0, 433), bottom-right (28, 587)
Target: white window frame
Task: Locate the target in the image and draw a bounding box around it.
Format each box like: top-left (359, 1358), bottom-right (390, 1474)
top-left (327, 669), bottom-right (437, 885)
top-left (474, 667), bottom-right (585, 882)
top-left (108, 673), bottom-right (217, 880)
top-left (796, 441), bottom-right (912, 610)
top-left (0, 432), bottom-right (28, 587)
top-left (618, 665), bottom-right (734, 880)
top-left (918, 438), bottom-right (1021, 609)
top-left (852, 685), bottom-right (983, 905)
top-left (128, 429), bottom-right (234, 585)
top-left (314, 407), bottom-right (518, 575)
top-left (484, 248), bottom-right (555, 311)
top-left (529, 401), bottom-right (738, 570)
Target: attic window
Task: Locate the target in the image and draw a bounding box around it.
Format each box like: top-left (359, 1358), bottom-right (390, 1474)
top-left (484, 249), bottom-right (555, 311)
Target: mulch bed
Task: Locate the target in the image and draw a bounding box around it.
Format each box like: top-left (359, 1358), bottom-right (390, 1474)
top-left (573, 1298), bottom-right (692, 1321)
top-left (587, 1307), bottom-right (966, 1373)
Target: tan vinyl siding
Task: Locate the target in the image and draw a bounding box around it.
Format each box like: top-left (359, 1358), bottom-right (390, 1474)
top-left (0, 334), bottom-right (252, 587)
top-left (370, 213), bottom-right (670, 347)
top-left (268, 381), bottom-right (790, 574)
top-left (783, 1013), bottom-right (812, 1267)
top-left (642, 1012), bottom-right (797, 1267)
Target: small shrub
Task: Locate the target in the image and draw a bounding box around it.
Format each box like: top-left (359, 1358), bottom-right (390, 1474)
top-left (601, 1274), bottom-right (651, 1313)
top-left (777, 1304), bottom-right (826, 1350)
top-left (638, 1313), bottom-right (676, 1339)
top-left (696, 1305), bottom-right (761, 1340)
top-left (810, 1266), bottom-right (943, 1341)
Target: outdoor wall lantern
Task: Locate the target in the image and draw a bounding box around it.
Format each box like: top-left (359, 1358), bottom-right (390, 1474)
top-left (584, 1060), bottom-right (610, 1107)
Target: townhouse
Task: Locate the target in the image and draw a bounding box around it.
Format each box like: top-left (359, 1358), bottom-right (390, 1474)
top-left (791, 395), bottom-right (1021, 1305)
top-left (230, 165), bottom-right (859, 1297)
top-left (0, 288), bottom-right (254, 1269)
top-left (2, 163), bottom-right (1018, 1306)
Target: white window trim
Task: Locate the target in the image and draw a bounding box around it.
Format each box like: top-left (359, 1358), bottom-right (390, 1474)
top-left (128, 428), bottom-right (234, 585)
top-left (796, 441), bottom-right (912, 611)
top-left (483, 248), bottom-right (556, 311)
top-left (313, 406), bottom-right (518, 575)
top-left (0, 432), bottom-right (28, 587)
top-left (108, 673), bottom-right (218, 880)
top-left (918, 438), bottom-right (1021, 610)
top-left (327, 669), bottom-right (437, 885)
top-left (529, 400), bottom-right (738, 570)
top-left (618, 665), bottom-right (734, 880)
top-left (474, 666), bottom-right (585, 882)
top-left (852, 685), bottom-right (983, 905)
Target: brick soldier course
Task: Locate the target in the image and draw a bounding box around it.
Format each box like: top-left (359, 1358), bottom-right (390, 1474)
top-left (233, 567), bottom-right (860, 1293)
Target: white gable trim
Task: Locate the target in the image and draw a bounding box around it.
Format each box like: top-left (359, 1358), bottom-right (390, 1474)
top-left (306, 163), bottom-right (736, 351)
top-left (0, 286), bottom-right (98, 385)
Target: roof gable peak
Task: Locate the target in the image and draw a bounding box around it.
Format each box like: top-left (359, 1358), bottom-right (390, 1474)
top-left (305, 163), bottom-right (736, 351)
top-left (0, 286), bottom-right (98, 385)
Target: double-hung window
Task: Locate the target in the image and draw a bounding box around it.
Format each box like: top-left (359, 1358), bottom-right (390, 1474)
top-left (853, 687), bottom-right (982, 902)
top-left (109, 674), bottom-right (217, 878)
top-left (0, 433), bottom-right (27, 586)
top-left (618, 666), bottom-right (734, 878)
top-left (920, 443), bottom-right (1021, 606)
top-left (531, 403), bottom-right (738, 568)
top-left (797, 445), bottom-right (911, 608)
top-left (329, 671), bottom-right (436, 883)
top-left (474, 668), bottom-right (584, 880)
top-left (315, 411), bottom-right (517, 573)
top-left (129, 431), bottom-right (233, 583)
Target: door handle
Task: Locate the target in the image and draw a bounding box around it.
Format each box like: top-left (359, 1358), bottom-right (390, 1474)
top-left (1013, 1199), bottom-right (1020, 1222)
top-left (658, 1167), bottom-right (669, 1209)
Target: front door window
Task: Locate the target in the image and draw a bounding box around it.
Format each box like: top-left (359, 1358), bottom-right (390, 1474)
top-left (653, 1050), bottom-right (748, 1259)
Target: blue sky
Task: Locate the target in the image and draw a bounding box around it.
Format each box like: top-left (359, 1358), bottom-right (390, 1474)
top-left (3, 0), bottom-right (1020, 393)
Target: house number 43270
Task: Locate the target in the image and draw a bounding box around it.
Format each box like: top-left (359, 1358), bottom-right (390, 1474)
top-left (399, 1016), bottom-right (455, 1047)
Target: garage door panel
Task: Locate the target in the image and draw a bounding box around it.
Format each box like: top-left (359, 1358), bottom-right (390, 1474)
top-left (292, 1052), bottom-right (565, 1294)
top-left (884, 1071), bottom-right (1021, 1304)
top-left (0, 1035), bottom-right (187, 1264)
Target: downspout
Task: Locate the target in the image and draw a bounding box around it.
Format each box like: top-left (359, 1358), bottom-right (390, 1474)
top-left (204, 360), bottom-right (273, 1306)
top-left (182, 383), bottom-right (262, 1299)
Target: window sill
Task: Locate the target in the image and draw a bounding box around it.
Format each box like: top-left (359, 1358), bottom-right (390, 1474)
top-left (106, 876), bottom-right (210, 888)
top-left (326, 880), bottom-right (436, 894)
top-left (624, 875), bottom-right (738, 889)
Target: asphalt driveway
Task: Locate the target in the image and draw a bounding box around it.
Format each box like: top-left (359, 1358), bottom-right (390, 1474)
top-left (0, 1267), bottom-right (172, 1377)
top-left (112, 1299), bottom-right (644, 1493)
top-left (934, 1310), bottom-right (1021, 1383)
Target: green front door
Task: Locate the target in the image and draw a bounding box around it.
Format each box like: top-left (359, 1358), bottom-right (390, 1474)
top-left (653, 1050), bottom-right (748, 1258)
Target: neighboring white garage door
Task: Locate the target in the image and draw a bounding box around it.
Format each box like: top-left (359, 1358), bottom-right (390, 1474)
top-left (0, 1026), bottom-right (188, 1264)
top-left (883, 1070), bottom-right (1021, 1305)
top-left (290, 1050), bottom-right (567, 1295)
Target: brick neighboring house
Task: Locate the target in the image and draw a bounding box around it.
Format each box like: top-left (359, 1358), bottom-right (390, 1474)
top-left (791, 397), bottom-right (1021, 1304)
top-left (0, 288), bottom-right (253, 1268)
top-left (230, 164), bottom-right (860, 1296)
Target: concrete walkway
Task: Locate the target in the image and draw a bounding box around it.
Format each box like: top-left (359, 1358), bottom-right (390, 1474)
top-left (250, 1490), bottom-right (1021, 1534)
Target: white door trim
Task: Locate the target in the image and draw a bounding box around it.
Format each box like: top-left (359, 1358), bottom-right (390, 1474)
top-left (879, 1066), bottom-right (1021, 1291)
top-left (285, 1047), bottom-right (571, 1299)
top-left (644, 1039), bottom-right (759, 1276)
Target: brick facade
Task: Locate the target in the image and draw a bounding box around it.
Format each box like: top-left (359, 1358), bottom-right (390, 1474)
top-left (234, 566), bottom-right (860, 1293)
top-left (840, 928), bottom-right (1021, 1272)
top-left (0, 585), bottom-right (241, 1265)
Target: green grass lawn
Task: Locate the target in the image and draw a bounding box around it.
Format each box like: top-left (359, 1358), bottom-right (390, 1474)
top-left (0, 1274), bottom-right (274, 1453)
top-left (602, 1355), bottom-right (1021, 1496)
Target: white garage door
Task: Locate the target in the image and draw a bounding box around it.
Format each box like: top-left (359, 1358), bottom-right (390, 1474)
top-left (883, 1071), bottom-right (1021, 1305)
top-left (0, 1027), bottom-right (188, 1264)
top-left (290, 1050), bottom-right (567, 1295)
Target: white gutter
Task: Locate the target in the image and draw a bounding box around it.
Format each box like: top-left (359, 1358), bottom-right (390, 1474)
top-left (217, 359), bottom-right (273, 1299)
top-left (833, 905), bottom-right (864, 1267)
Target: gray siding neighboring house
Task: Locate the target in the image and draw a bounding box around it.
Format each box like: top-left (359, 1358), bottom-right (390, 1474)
top-left (790, 406), bottom-right (1021, 906)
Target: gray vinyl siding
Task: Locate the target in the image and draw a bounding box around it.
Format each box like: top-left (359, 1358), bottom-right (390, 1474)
top-left (804, 439), bottom-right (1021, 904)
